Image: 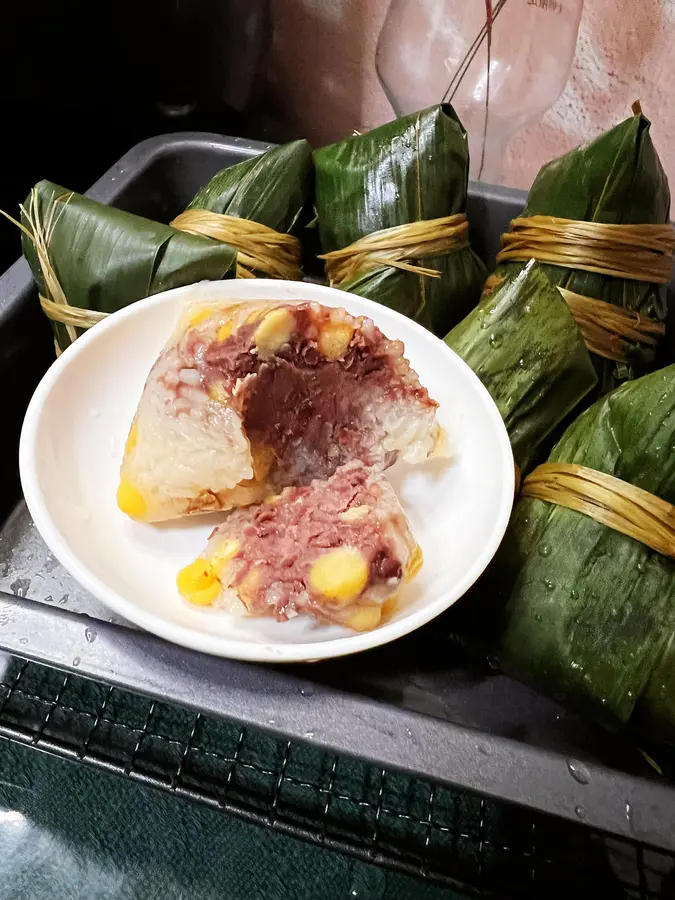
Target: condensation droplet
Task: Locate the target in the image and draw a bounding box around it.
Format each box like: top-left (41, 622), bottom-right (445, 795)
top-left (72, 656), bottom-right (81, 667)
top-left (85, 627), bottom-right (96, 643)
top-left (575, 805), bottom-right (586, 820)
top-left (539, 544), bottom-right (551, 557)
top-left (567, 761), bottom-right (590, 785)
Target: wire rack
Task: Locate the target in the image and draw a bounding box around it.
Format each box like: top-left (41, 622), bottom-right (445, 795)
top-left (0, 653), bottom-right (672, 900)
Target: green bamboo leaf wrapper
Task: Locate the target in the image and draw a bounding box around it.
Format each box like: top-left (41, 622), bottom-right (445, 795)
top-left (497, 365), bottom-right (675, 737)
top-left (187, 139), bottom-right (313, 234)
top-left (494, 109), bottom-right (671, 390)
top-left (445, 260), bottom-right (597, 470)
top-left (313, 105), bottom-right (486, 336)
top-left (22, 181), bottom-right (238, 351)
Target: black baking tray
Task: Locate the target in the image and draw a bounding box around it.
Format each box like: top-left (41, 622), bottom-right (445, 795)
top-left (0, 133), bottom-right (674, 852)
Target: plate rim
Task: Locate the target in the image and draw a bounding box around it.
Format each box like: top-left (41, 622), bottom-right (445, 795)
top-left (19, 279), bottom-right (514, 662)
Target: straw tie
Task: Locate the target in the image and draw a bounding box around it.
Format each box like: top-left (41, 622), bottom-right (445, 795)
top-left (319, 214), bottom-right (470, 286)
top-left (170, 209), bottom-right (302, 280)
top-left (521, 463), bottom-right (675, 560)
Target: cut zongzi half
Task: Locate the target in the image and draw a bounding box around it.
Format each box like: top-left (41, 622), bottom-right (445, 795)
top-left (445, 260), bottom-right (597, 471)
top-left (313, 105), bottom-right (486, 336)
top-left (497, 365), bottom-right (675, 742)
top-left (489, 106), bottom-right (673, 392)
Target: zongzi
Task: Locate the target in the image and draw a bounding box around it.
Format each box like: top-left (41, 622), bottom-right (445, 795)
top-left (118, 299), bottom-right (444, 523)
top-left (497, 365), bottom-right (675, 742)
top-left (489, 106), bottom-right (674, 392)
top-left (313, 105), bottom-right (486, 336)
top-left (172, 139), bottom-right (313, 279)
top-left (176, 461), bottom-right (422, 632)
top-left (19, 182), bottom-right (237, 353)
top-left (445, 260), bottom-right (597, 471)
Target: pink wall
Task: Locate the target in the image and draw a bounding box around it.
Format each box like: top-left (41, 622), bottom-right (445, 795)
top-left (266, 0), bottom-right (675, 190)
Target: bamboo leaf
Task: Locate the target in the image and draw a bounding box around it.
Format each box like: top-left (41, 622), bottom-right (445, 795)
top-left (445, 261), bottom-right (597, 469)
top-left (21, 181), bottom-right (237, 351)
top-left (187, 139), bottom-right (313, 234)
top-left (497, 365), bottom-right (675, 736)
top-left (495, 110), bottom-right (671, 391)
top-left (313, 105), bottom-right (486, 336)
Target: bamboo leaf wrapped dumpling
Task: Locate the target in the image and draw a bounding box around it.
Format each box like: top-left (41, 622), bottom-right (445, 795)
top-left (496, 365), bottom-right (675, 739)
top-left (490, 107), bottom-right (673, 391)
top-left (20, 182), bottom-right (237, 352)
top-left (445, 261), bottom-right (597, 471)
top-left (314, 105), bottom-right (487, 336)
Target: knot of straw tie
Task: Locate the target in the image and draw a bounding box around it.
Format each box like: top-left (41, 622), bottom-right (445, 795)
top-left (521, 462), bottom-right (675, 561)
top-left (496, 216), bottom-right (675, 283)
top-left (318, 214), bottom-right (470, 286)
top-left (170, 209), bottom-right (302, 280)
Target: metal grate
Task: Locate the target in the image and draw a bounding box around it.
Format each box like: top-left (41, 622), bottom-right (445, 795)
top-left (0, 654), bottom-right (672, 900)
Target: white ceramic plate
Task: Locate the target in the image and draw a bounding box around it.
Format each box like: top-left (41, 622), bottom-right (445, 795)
top-left (20, 279), bottom-right (513, 662)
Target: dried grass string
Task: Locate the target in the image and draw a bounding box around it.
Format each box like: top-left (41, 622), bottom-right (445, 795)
top-left (521, 463), bottom-right (675, 561)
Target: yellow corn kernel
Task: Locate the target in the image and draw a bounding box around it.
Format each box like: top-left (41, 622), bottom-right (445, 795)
top-left (344, 605), bottom-right (381, 632)
top-left (211, 539), bottom-right (240, 569)
top-left (339, 505), bottom-right (370, 523)
top-left (209, 382), bottom-right (228, 403)
top-left (216, 321), bottom-right (234, 342)
top-left (251, 444), bottom-right (276, 482)
top-left (237, 567), bottom-right (261, 609)
top-left (124, 423), bottom-right (138, 456)
top-left (116, 479), bottom-right (147, 520)
top-left (380, 595), bottom-right (398, 621)
top-left (188, 308), bottom-right (212, 328)
top-left (177, 558), bottom-right (221, 606)
top-left (254, 307), bottom-right (295, 356)
top-left (309, 547), bottom-right (369, 604)
top-left (405, 545), bottom-right (424, 582)
top-left (318, 322), bottom-right (354, 360)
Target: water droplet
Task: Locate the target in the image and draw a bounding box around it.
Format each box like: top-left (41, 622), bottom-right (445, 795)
top-left (487, 655), bottom-right (500, 671)
top-left (534, 613), bottom-right (542, 621)
top-left (72, 656), bottom-right (81, 667)
top-left (480, 318), bottom-right (489, 330)
top-left (570, 589), bottom-right (579, 600)
top-left (59, 594), bottom-right (69, 605)
top-left (518, 358), bottom-right (525, 368)
top-left (303, 731), bottom-right (315, 739)
top-left (299, 686), bottom-right (314, 698)
top-left (85, 627), bottom-right (96, 643)
top-left (544, 579), bottom-right (555, 591)
top-left (524, 304), bottom-right (532, 313)
top-left (489, 333), bottom-right (502, 349)
top-left (539, 544), bottom-right (551, 557)
top-left (44, 595), bottom-right (54, 603)
top-left (9, 578), bottom-right (31, 598)
top-left (637, 562), bottom-right (646, 574)
top-left (489, 306), bottom-right (497, 315)
top-left (625, 802), bottom-right (632, 821)
top-left (19, 638), bottom-right (27, 645)
top-left (575, 805), bottom-right (586, 820)
top-left (567, 761), bottom-right (590, 784)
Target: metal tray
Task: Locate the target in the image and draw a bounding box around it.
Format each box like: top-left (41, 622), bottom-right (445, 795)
top-left (1, 132), bottom-right (674, 852)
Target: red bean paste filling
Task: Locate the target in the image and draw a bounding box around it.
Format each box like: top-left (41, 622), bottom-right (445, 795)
top-left (203, 308), bottom-right (406, 483)
top-left (217, 464), bottom-right (404, 620)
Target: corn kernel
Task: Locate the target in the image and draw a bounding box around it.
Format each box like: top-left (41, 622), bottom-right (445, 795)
top-left (254, 307), bottom-right (295, 356)
top-left (344, 605), bottom-right (381, 632)
top-left (209, 382), bottom-right (228, 403)
top-left (318, 322), bottom-right (354, 360)
top-left (177, 558), bottom-right (221, 606)
top-left (339, 505), bottom-right (370, 523)
top-left (188, 308), bottom-right (212, 328)
top-left (211, 539), bottom-right (240, 569)
top-left (405, 545), bottom-right (424, 582)
top-left (251, 444), bottom-right (276, 481)
top-left (124, 423), bottom-right (138, 456)
top-left (237, 567), bottom-right (262, 609)
top-left (116, 479), bottom-right (147, 520)
top-left (309, 547), bottom-right (369, 603)
top-left (380, 595), bottom-right (398, 621)
top-left (216, 321), bottom-right (234, 342)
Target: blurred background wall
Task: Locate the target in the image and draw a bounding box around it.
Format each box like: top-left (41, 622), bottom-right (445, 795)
top-left (264, 0), bottom-right (675, 188)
